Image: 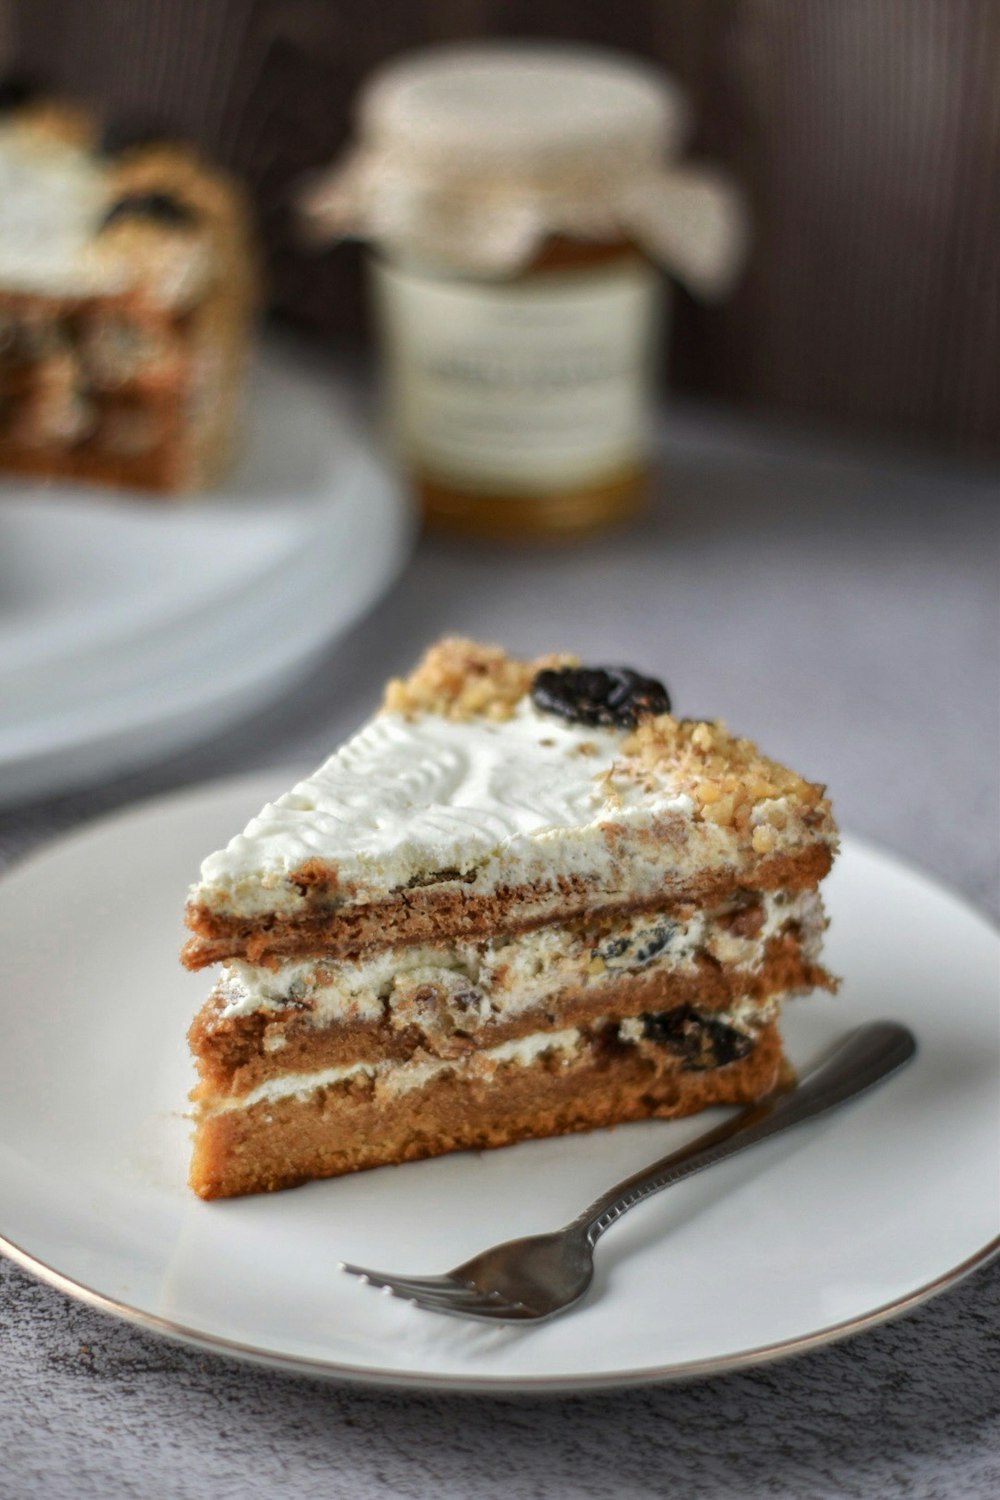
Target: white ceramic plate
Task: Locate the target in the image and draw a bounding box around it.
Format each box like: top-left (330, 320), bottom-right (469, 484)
top-left (0, 452), bottom-right (410, 805)
top-left (0, 354), bottom-right (413, 805)
top-left (0, 774), bottom-right (997, 1392)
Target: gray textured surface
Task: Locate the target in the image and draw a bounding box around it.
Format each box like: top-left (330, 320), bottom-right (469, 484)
top-left (1, 393), bottom-right (998, 1499)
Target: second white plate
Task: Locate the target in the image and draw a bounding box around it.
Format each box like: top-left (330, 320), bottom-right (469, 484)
top-left (0, 354), bottom-right (413, 805)
top-left (0, 775), bottom-right (997, 1391)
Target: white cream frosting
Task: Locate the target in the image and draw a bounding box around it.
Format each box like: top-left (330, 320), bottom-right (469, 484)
top-left (192, 699), bottom-right (820, 920)
top-left (0, 124), bottom-right (210, 306)
top-left (213, 889), bottom-right (825, 1032)
top-left (0, 126), bottom-right (121, 295)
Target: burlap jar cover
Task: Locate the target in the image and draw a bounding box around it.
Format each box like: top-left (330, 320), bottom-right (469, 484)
top-left (301, 45), bottom-right (747, 297)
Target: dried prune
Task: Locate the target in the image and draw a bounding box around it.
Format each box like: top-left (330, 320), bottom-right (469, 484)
top-left (595, 935), bottom-right (630, 963)
top-left (632, 923), bottom-right (678, 964)
top-left (531, 665), bottom-right (670, 728)
top-left (99, 191), bottom-right (199, 231)
top-left (638, 1004), bottom-right (755, 1071)
top-left (594, 921), bottom-right (678, 970)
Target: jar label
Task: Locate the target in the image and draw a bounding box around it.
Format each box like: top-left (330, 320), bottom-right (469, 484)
top-left (373, 258), bottom-right (662, 494)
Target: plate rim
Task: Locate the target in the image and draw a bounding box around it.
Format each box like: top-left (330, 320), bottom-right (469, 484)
top-left (0, 359), bottom-right (414, 806)
top-left (0, 350), bottom-right (352, 674)
top-left (0, 451), bottom-right (408, 760)
top-left (1, 782), bottom-right (998, 1392)
top-left (2, 1226), bottom-right (997, 1393)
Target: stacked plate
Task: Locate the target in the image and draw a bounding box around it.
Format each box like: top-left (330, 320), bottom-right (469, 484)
top-left (0, 350), bottom-right (413, 806)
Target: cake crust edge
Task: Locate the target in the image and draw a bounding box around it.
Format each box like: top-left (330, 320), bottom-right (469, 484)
top-left (189, 1021), bottom-right (789, 1199)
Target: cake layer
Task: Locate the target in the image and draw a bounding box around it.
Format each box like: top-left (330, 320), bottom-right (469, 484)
top-left (190, 891), bottom-right (832, 1095)
top-left (184, 642), bottom-right (836, 969)
top-left (184, 845), bottom-right (832, 969)
top-left (189, 1015), bottom-right (789, 1199)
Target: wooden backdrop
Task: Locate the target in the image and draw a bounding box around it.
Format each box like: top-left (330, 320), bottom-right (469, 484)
top-left (6, 0), bottom-right (998, 455)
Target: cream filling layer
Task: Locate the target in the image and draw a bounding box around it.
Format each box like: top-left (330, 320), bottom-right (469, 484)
top-left (209, 1026), bottom-right (581, 1114)
top-left (192, 700), bottom-right (835, 920)
top-left (204, 998), bottom-right (780, 1117)
top-left (214, 889), bottom-right (824, 1031)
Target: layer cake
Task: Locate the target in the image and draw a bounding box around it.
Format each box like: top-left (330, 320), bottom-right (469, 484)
top-left (0, 83), bottom-right (257, 492)
top-left (184, 639), bottom-right (838, 1198)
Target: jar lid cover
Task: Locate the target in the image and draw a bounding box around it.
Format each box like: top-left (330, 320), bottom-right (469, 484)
top-left (359, 44), bottom-right (686, 176)
top-left (301, 43), bottom-right (747, 298)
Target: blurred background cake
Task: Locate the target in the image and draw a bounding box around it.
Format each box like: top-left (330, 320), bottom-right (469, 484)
top-left (0, 81), bottom-right (257, 492)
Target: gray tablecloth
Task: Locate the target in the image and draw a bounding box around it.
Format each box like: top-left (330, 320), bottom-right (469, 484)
top-left (2, 389), bottom-right (998, 1499)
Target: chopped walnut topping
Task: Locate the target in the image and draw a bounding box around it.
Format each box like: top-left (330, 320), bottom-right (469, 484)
top-left (382, 640), bottom-right (832, 841)
top-left (619, 714), bottom-right (829, 835)
top-left (383, 638), bottom-right (577, 721)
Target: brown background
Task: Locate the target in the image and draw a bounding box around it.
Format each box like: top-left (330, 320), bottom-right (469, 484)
top-left (5, 0), bottom-right (999, 456)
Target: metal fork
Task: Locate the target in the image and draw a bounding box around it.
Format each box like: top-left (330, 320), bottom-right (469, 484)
top-left (341, 1020), bottom-right (916, 1323)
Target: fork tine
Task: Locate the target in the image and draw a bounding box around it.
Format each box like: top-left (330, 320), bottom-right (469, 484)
top-left (341, 1266), bottom-right (490, 1302)
top-left (341, 1263), bottom-right (533, 1319)
top-left (340, 1262), bottom-right (463, 1294)
top-left (351, 1272), bottom-right (514, 1309)
top-left (395, 1287), bottom-right (499, 1310)
top-left (404, 1292), bottom-right (534, 1322)
top-left (370, 1278), bottom-right (485, 1301)
top-left (339, 1259), bottom-right (386, 1280)
top-left (341, 1266), bottom-right (468, 1297)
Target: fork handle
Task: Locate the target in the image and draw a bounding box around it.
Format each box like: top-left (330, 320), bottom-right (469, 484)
top-left (574, 1020), bottom-right (916, 1246)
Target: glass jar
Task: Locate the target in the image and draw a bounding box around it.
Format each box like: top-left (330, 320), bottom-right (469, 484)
top-left (303, 45), bottom-right (745, 539)
top-left (372, 233), bottom-right (662, 538)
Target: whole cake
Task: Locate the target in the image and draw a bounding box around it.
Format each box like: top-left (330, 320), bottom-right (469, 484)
top-left (184, 639), bottom-right (838, 1198)
top-left (0, 82), bottom-right (257, 492)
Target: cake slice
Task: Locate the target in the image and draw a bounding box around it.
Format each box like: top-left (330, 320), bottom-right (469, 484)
top-left (184, 638), bottom-right (837, 1198)
top-left (0, 84), bottom-right (257, 492)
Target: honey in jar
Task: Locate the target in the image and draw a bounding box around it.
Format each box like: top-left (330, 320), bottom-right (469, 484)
top-left (304, 45), bottom-right (745, 539)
